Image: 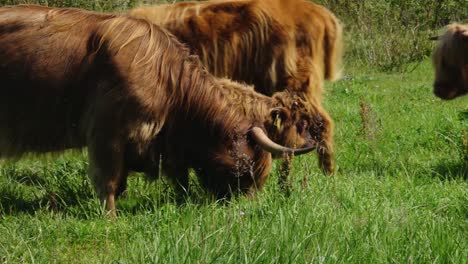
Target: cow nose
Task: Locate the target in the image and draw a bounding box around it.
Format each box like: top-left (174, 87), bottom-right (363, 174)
top-left (433, 89), bottom-right (449, 99)
top-left (433, 82), bottom-right (457, 100)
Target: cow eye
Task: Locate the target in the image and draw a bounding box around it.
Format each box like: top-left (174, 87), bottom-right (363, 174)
top-left (298, 119), bottom-right (308, 131)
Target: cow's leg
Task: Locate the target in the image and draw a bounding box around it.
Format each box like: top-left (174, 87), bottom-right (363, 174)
top-left (173, 168), bottom-right (189, 199)
top-left (116, 175), bottom-right (128, 199)
top-left (162, 159), bottom-right (189, 199)
top-left (88, 138), bottom-right (127, 218)
top-left (316, 108), bottom-right (334, 175)
top-left (304, 91), bottom-right (335, 175)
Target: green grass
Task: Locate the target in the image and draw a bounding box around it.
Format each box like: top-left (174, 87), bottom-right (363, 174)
top-left (1, 61), bottom-right (467, 263)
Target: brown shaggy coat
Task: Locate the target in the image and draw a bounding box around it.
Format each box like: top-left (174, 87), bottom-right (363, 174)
top-left (130, 0), bottom-right (342, 98)
top-left (432, 23), bottom-right (468, 100)
top-left (150, 79), bottom-right (327, 195)
top-left (130, 0), bottom-right (343, 173)
top-left (0, 5), bottom-right (317, 215)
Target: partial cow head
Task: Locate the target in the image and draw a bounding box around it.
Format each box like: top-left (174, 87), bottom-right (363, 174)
top-left (259, 91), bottom-right (321, 158)
top-left (432, 23), bottom-right (468, 100)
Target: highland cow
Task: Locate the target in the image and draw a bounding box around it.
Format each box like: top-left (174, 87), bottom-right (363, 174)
top-left (129, 0), bottom-right (343, 174)
top-left (0, 5), bottom-right (317, 216)
top-left (136, 79), bottom-right (328, 196)
top-left (432, 23), bottom-right (468, 100)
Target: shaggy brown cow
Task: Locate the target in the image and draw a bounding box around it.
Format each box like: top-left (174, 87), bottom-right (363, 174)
top-left (432, 23), bottom-right (468, 100)
top-left (137, 79), bottom-right (328, 195)
top-left (130, 0), bottom-right (343, 174)
top-left (0, 5), bottom-right (317, 216)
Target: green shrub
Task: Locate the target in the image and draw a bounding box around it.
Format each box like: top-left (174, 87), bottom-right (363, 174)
top-left (317, 0), bottom-right (467, 71)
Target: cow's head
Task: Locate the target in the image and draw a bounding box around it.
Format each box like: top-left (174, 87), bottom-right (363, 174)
top-left (258, 91), bottom-right (320, 158)
top-left (432, 23), bottom-right (468, 100)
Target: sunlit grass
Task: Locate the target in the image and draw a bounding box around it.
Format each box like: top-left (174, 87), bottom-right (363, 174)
top-left (0, 61), bottom-right (466, 263)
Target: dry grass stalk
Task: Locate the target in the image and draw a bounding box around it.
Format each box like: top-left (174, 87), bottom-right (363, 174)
top-left (359, 96), bottom-right (377, 141)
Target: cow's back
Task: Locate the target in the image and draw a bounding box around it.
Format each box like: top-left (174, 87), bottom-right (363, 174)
top-left (0, 6), bottom-right (115, 155)
top-left (0, 6), bottom-right (109, 85)
top-left (129, 0), bottom-right (343, 99)
top-left (130, 0), bottom-right (285, 95)
top-left (0, 5), bottom-right (230, 158)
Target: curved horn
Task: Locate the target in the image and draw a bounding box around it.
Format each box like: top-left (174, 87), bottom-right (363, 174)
top-left (250, 127), bottom-right (315, 156)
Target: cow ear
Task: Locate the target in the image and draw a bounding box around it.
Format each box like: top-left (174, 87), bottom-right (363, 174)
top-left (270, 107), bottom-right (289, 130)
top-left (455, 26), bottom-right (468, 39)
top-left (461, 30), bottom-right (468, 39)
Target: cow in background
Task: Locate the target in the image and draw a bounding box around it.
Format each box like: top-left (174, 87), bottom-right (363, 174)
top-left (432, 23), bottom-right (468, 100)
top-left (129, 0), bottom-right (344, 176)
top-left (0, 5), bottom-right (318, 216)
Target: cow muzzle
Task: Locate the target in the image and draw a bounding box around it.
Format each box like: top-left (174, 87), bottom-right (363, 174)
top-left (433, 82), bottom-right (460, 100)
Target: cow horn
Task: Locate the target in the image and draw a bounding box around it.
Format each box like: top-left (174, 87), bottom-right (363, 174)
top-left (250, 127), bottom-right (315, 156)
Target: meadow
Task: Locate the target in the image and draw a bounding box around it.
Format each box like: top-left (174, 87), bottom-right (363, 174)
top-left (1, 61), bottom-right (466, 263)
top-left (0, 0), bottom-right (467, 263)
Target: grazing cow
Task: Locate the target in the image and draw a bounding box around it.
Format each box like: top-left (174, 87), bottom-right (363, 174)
top-left (130, 0), bottom-right (343, 174)
top-left (432, 23), bottom-right (468, 100)
top-left (135, 79), bottom-right (328, 196)
top-left (0, 5), bottom-right (318, 216)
